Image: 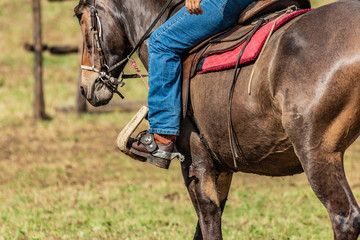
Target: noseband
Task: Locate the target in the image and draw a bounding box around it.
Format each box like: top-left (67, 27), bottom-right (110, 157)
top-left (80, 0), bottom-right (177, 99)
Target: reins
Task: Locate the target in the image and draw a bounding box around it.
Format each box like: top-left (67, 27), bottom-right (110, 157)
top-left (81, 0), bottom-right (176, 98)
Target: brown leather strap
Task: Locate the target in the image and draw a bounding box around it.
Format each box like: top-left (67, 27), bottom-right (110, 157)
top-left (228, 19), bottom-right (264, 167)
top-left (138, 131), bottom-right (158, 152)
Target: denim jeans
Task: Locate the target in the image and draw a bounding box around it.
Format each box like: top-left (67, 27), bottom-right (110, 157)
top-left (148, 0), bottom-right (254, 135)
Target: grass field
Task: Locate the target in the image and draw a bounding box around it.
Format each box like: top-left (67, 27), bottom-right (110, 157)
top-left (1, 0), bottom-right (358, 239)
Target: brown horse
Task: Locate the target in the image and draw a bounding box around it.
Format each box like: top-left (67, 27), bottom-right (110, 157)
top-left (75, 0), bottom-right (360, 239)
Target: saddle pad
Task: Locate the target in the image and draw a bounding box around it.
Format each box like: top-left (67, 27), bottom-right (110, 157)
top-left (197, 9), bottom-right (311, 74)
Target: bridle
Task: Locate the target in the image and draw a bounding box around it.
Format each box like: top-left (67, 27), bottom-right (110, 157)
top-left (80, 0), bottom-right (179, 98)
top-left (80, 1), bottom-right (127, 98)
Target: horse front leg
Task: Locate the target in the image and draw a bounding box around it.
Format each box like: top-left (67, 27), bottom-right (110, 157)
top-left (178, 121), bottom-right (229, 240)
top-left (192, 171), bottom-right (233, 240)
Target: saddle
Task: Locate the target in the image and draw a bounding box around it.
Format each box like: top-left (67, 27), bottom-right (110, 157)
top-left (181, 0), bottom-right (311, 118)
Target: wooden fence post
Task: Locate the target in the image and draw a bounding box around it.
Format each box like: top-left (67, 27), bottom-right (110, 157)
top-left (32, 0), bottom-right (47, 120)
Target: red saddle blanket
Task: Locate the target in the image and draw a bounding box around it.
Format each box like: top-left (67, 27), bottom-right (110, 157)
top-left (197, 9), bottom-right (311, 74)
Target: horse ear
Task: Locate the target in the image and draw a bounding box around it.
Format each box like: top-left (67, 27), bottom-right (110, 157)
top-left (74, 4), bottom-right (81, 15)
top-left (74, 0), bottom-right (89, 14)
top-left (77, 0), bottom-right (87, 7)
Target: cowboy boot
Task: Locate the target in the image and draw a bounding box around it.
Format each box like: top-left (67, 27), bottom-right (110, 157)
top-left (127, 131), bottom-right (184, 169)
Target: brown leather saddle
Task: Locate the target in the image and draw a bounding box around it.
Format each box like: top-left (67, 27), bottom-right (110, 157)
top-left (181, 0), bottom-right (311, 118)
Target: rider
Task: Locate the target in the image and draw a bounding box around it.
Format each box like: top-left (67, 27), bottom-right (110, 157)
top-left (128, 0), bottom-right (254, 168)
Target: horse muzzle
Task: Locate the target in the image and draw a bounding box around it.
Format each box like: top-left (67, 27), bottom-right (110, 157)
top-left (80, 73), bottom-right (114, 107)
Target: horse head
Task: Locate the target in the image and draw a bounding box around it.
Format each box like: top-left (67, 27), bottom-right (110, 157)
top-left (74, 0), bottom-right (131, 106)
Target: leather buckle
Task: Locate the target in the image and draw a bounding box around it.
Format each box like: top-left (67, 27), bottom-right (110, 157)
top-left (139, 132), bottom-right (158, 152)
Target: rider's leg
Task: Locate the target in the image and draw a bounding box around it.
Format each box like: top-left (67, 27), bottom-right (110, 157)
top-left (148, 0), bottom-right (251, 136)
top-left (129, 0), bottom-right (253, 166)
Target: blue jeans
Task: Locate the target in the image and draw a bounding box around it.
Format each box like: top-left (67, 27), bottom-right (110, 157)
top-left (148, 0), bottom-right (254, 135)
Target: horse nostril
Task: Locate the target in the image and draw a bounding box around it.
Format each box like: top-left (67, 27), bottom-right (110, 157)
top-left (80, 86), bottom-right (86, 97)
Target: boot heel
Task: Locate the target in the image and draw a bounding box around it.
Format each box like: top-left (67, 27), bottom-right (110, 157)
top-left (146, 155), bottom-right (171, 169)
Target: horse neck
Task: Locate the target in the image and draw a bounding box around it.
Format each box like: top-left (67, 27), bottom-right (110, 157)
top-left (115, 0), bottom-right (180, 69)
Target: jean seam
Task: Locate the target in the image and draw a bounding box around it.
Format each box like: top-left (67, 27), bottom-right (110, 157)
top-left (149, 128), bottom-right (180, 135)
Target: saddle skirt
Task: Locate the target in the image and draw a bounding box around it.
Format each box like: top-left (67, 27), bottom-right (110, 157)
top-left (181, 0), bottom-right (311, 118)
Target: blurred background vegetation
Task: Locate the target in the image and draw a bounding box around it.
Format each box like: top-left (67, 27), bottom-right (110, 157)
top-left (1, 0), bottom-right (357, 239)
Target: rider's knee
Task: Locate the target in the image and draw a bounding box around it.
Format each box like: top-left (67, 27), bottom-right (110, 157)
top-left (149, 30), bottom-right (171, 54)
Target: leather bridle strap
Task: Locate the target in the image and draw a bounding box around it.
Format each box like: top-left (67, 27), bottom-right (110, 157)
top-left (90, 5), bottom-right (108, 70)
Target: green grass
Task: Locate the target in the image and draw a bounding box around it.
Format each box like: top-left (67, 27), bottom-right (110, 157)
top-left (0, 0), bottom-right (356, 239)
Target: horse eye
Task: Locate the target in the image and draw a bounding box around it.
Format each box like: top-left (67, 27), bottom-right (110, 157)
top-left (73, 13), bottom-right (83, 21)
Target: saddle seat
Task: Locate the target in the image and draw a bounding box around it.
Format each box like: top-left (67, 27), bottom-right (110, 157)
top-left (181, 0), bottom-right (311, 118)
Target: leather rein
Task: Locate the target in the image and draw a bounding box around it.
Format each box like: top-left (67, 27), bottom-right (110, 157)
top-left (80, 0), bottom-right (176, 99)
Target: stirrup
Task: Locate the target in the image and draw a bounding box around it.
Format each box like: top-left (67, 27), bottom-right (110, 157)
top-left (117, 106), bottom-right (185, 169)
